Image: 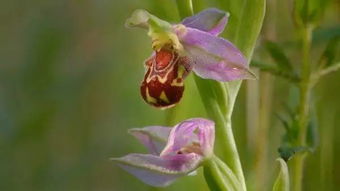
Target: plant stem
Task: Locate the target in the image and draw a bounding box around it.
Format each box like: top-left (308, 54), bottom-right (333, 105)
top-left (291, 25), bottom-right (313, 191)
top-left (175, 0), bottom-right (246, 190)
top-left (193, 73), bottom-right (246, 191)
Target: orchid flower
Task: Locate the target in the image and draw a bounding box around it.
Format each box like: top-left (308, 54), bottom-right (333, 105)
top-left (126, 8), bottom-right (255, 108)
top-left (111, 118), bottom-right (215, 187)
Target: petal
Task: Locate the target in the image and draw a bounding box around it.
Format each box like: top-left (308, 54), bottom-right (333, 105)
top-left (196, 119), bottom-right (215, 156)
top-left (176, 27), bottom-right (255, 81)
top-left (129, 126), bottom-right (171, 155)
top-left (112, 153), bottom-right (201, 187)
top-left (181, 8), bottom-right (229, 36)
top-left (160, 118), bottom-right (215, 157)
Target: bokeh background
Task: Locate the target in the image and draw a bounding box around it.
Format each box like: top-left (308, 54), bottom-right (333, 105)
top-left (0, 0), bottom-right (339, 190)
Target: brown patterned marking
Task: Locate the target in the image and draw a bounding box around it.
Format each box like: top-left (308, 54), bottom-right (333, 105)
top-left (140, 48), bottom-right (190, 108)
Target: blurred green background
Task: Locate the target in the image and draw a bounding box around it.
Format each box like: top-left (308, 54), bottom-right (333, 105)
top-left (0, 0), bottom-right (339, 190)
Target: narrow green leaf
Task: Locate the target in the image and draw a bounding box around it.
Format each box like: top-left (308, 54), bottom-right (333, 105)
top-left (217, 0), bottom-right (245, 40)
top-left (264, 41), bottom-right (293, 72)
top-left (222, 1), bottom-right (266, 190)
top-left (204, 160), bottom-right (233, 191)
top-left (251, 60), bottom-right (300, 82)
top-left (275, 114), bottom-right (290, 132)
top-left (272, 158), bottom-right (290, 191)
top-left (175, 0), bottom-right (194, 18)
top-left (293, 0), bottom-right (308, 26)
top-left (214, 156), bottom-right (242, 190)
top-left (313, 25), bottom-right (340, 43)
top-left (224, 0), bottom-right (267, 119)
top-left (294, 0), bottom-right (331, 26)
top-left (278, 146), bottom-right (310, 161)
top-left (319, 36), bottom-right (340, 68)
top-left (233, 0), bottom-right (266, 57)
top-left (308, 0), bottom-right (331, 24)
top-left (203, 156), bottom-right (242, 191)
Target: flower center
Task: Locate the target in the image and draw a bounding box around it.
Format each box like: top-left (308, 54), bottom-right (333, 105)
top-left (176, 142), bottom-right (203, 155)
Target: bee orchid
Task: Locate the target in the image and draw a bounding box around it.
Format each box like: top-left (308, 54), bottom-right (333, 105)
top-left (126, 8), bottom-right (254, 108)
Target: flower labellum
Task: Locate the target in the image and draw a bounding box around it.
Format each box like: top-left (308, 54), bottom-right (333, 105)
top-left (111, 118), bottom-right (215, 187)
top-left (140, 47), bottom-right (191, 108)
top-left (126, 8), bottom-right (255, 108)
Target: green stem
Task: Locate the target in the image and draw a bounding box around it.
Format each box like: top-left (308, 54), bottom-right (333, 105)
top-left (292, 25), bottom-right (313, 191)
top-left (175, 0), bottom-right (266, 190)
top-left (175, 0), bottom-right (246, 190)
top-left (193, 75), bottom-right (246, 191)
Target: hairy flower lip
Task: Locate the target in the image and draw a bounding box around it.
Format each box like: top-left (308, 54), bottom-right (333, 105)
top-left (112, 118), bottom-right (215, 187)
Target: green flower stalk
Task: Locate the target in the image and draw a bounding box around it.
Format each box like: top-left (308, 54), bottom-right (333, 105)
top-left (176, 0), bottom-right (266, 191)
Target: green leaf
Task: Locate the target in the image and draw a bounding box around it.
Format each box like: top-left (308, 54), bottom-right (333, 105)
top-left (278, 146), bottom-right (310, 161)
top-left (272, 158), bottom-right (290, 191)
top-left (222, 1), bottom-right (266, 189)
top-left (224, 0), bottom-right (267, 119)
top-left (308, 0), bottom-right (331, 24)
top-left (313, 25), bottom-right (340, 43)
top-left (218, 0), bottom-right (245, 40)
top-left (275, 114), bottom-right (290, 132)
top-left (204, 167), bottom-right (225, 191)
top-left (294, 0), bottom-right (331, 26)
top-left (293, 0), bottom-right (308, 26)
top-left (175, 0), bottom-right (194, 18)
top-left (251, 60), bottom-right (299, 82)
top-left (204, 162), bottom-right (230, 191)
top-left (264, 41), bottom-right (293, 72)
top-left (319, 36), bottom-right (340, 68)
top-left (203, 156), bottom-right (242, 191)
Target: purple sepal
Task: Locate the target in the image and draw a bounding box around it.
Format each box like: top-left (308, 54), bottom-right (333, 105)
top-left (112, 118), bottom-right (215, 187)
top-left (181, 8), bottom-right (228, 36)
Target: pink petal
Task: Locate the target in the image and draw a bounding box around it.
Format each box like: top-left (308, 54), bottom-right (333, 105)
top-left (112, 153), bottom-right (201, 187)
top-left (176, 27), bottom-right (255, 81)
top-left (160, 118), bottom-right (215, 157)
top-left (181, 8), bottom-right (228, 36)
top-left (129, 126), bottom-right (171, 155)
